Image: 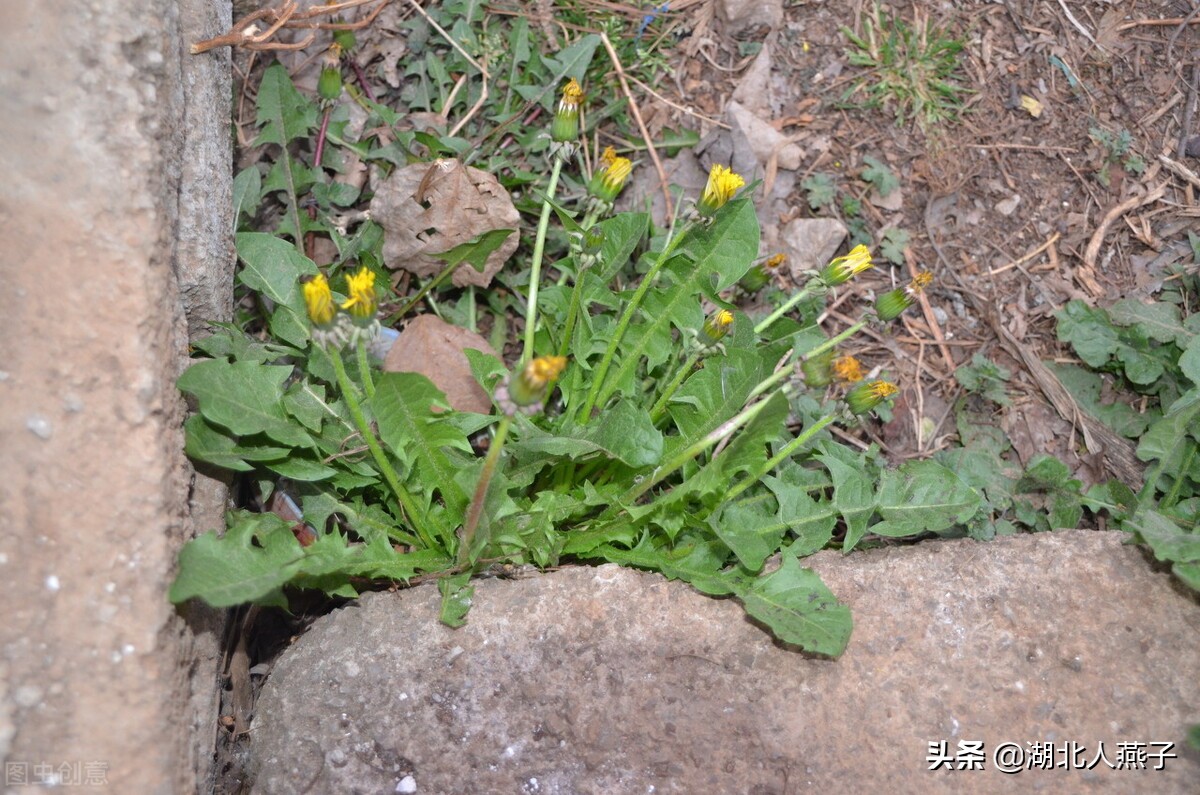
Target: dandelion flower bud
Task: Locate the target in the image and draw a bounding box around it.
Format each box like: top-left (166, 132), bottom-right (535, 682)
top-left (845, 380), bottom-right (898, 415)
top-left (340, 266), bottom-right (379, 326)
top-left (332, 29), bottom-right (357, 52)
top-left (802, 350), bottom-right (835, 388)
top-left (875, 271), bottom-right (933, 322)
top-left (696, 164), bottom-right (744, 216)
top-left (303, 273), bottom-right (338, 329)
top-left (818, 244), bottom-right (874, 287)
top-left (503, 356), bottom-right (568, 412)
top-left (582, 227), bottom-right (605, 255)
top-left (702, 308), bottom-right (734, 345)
top-left (739, 253), bottom-right (785, 293)
top-left (551, 78), bottom-right (584, 144)
top-left (588, 146), bottom-right (632, 204)
top-left (318, 43), bottom-right (344, 101)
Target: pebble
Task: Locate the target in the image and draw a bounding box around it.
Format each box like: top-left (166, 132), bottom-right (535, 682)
top-left (26, 415), bottom-right (52, 439)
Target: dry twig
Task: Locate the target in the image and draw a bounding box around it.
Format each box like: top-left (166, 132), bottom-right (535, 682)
top-left (599, 31), bottom-right (673, 217)
top-left (192, 0), bottom-right (389, 54)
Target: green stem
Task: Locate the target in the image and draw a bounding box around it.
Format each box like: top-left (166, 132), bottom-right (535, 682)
top-left (805, 319), bottom-right (868, 362)
top-left (754, 282), bottom-right (820, 335)
top-left (622, 396), bottom-right (776, 505)
top-left (555, 209), bottom-right (604, 360)
top-left (355, 340), bottom-right (375, 399)
top-left (1160, 442), bottom-right (1196, 509)
top-left (384, 258), bottom-right (466, 326)
top-left (744, 319), bottom-right (868, 402)
top-left (576, 221), bottom-right (692, 422)
top-left (648, 351), bottom-right (702, 422)
top-left (523, 156), bottom-right (566, 362)
top-left (329, 347), bottom-right (437, 550)
top-left (722, 414), bottom-right (836, 504)
top-left (459, 415), bottom-right (512, 566)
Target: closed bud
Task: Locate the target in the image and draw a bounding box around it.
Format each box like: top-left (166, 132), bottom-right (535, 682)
top-left (303, 273), bottom-right (337, 329)
top-left (507, 356), bottom-right (568, 409)
top-left (845, 380), bottom-right (898, 415)
top-left (875, 271), bottom-right (933, 322)
top-left (551, 79), bottom-right (584, 143)
top-left (802, 350), bottom-right (835, 388)
top-left (702, 308), bottom-right (734, 345)
top-left (318, 66), bottom-right (343, 101)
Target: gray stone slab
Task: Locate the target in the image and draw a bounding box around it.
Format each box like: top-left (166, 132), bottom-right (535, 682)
top-left (0, 1), bottom-right (230, 790)
top-left (250, 530), bottom-right (1200, 793)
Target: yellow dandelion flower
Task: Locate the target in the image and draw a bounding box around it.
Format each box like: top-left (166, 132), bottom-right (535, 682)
top-left (303, 273), bottom-right (337, 328)
top-left (340, 266), bottom-right (378, 323)
top-left (819, 244), bottom-right (874, 286)
top-left (697, 164), bottom-right (745, 215)
top-left (589, 151), bottom-right (632, 203)
top-left (832, 355), bottom-right (865, 383)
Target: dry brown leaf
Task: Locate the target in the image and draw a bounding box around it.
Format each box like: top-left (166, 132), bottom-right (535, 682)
top-left (382, 315), bottom-right (499, 414)
top-left (370, 159), bottom-right (520, 288)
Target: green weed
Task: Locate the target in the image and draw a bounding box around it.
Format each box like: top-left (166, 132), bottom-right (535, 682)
top-left (840, 4), bottom-right (969, 132)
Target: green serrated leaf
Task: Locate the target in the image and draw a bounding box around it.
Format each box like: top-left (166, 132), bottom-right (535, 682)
top-left (763, 472), bottom-right (839, 556)
top-left (871, 459), bottom-right (982, 537)
top-left (183, 415), bottom-right (290, 472)
top-left (266, 456), bottom-right (337, 481)
top-left (372, 372), bottom-right (473, 513)
top-left (1179, 336), bottom-right (1200, 385)
top-left (254, 63), bottom-right (318, 146)
top-left (235, 232), bottom-right (319, 348)
top-left (283, 382), bottom-right (328, 433)
top-left (709, 499), bottom-right (782, 572)
top-left (232, 166), bottom-right (263, 230)
top-left (169, 512), bottom-right (304, 607)
top-left (438, 572), bottom-right (475, 628)
top-left (1048, 362), bottom-right (1154, 438)
top-left (1056, 300), bottom-right (1121, 369)
top-left (178, 359), bottom-right (313, 449)
top-left (1108, 299), bottom-right (1188, 347)
top-left (431, 228), bottom-right (515, 273)
top-left (816, 442), bottom-right (877, 552)
top-left (597, 212), bottom-right (651, 281)
top-left (735, 554), bottom-right (852, 657)
top-left (1124, 509), bottom-right (1200, 564)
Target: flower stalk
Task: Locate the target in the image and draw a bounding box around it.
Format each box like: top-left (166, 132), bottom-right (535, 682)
top-left (328, 347), bottom-right (439, 550)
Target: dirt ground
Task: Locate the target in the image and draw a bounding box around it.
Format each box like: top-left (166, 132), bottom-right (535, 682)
top-left (683, 0), bottom-right (1199, 486)
top-left (208, 0), bottom-right (1200, 789)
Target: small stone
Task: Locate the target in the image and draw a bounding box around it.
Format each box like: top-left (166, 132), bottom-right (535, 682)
top-left (14, 685), bottom-right (43, 708)
top-left (45, 575), bottom-right (60, 592)
top-left (780, 217), bottom-right (848, 277)
top-left (995, 194), bottom-right (1022, 216)
top-left (396, 775), bottom-right (417, 793)
top-left (26, 416), bottom-right (52, 439)
top-left (718, 0), bottom-right (783, 35)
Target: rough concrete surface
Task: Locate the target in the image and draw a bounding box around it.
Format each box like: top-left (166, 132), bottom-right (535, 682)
top-left (250, 531), bottom-right (1200, 794)
top-left (0, 1), bottom-right (231, 791)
